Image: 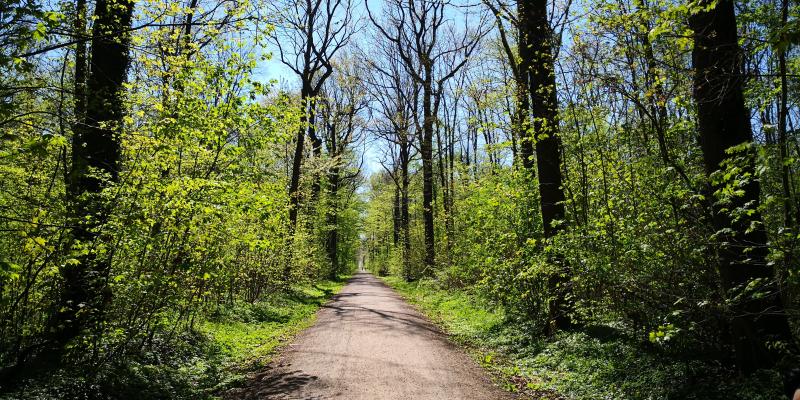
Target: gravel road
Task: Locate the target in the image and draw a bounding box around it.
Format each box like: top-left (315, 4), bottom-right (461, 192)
top-left (226, 271), bottom-right (513, 399)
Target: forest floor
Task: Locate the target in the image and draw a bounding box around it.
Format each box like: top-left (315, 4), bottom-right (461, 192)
top-left (223, 271), bottom-right (513, 400)
top-left (0, 278), bottom-right (350, 399)
top-left (380, 277), bottom-right (786, 400)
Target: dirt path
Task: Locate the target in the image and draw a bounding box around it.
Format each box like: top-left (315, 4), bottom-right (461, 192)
top-left (226, 271), bottom-right (513, 399)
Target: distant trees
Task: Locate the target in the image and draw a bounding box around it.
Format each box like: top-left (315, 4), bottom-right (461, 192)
top-left (368, 0), bottom-right (485, 270)
top-left (270, 0), bottom-right (357, 229)
top-left (363, 41), bottom-right (418, 280)
top-left (318, 61), bottom-right (367, 277)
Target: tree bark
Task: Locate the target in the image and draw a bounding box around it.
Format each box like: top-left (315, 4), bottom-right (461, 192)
top-left (521, 0), bottom-right (573, 332)
top-left (308, 101), bottom-right (323, 203)
top-left (289, 88), bottom-right (312, 229)
top-left (398, 115), bottom-right (412, 280)
top-left (421, 69), bottom-right (436, 269)
top-left (516, 0), bottom-right (535, 170)
top-left (61, 0), bottom-right (134, 353)
top-left (393, 181), bottom-right (400, 246)
top-left (72, 0), bottom-right (86, 140)
top-left (690, 0), bottom-right (796, 378)
top-left (401, 161), bottom-right (411, 280)
top-left (436, 123), bottom-right (452, 265)
top-left (326, 166), bottom-right (340, 278)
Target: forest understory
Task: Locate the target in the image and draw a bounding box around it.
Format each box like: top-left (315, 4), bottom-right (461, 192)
top-left (382, 276), bottom-right (787, 399)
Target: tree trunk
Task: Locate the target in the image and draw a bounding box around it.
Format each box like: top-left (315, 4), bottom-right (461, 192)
top-left (289, 88), bottom-right (312, 229)
top-left (401, 167), bottom-right (411, 280)
top-left (399, 127), bottom-right (412, 281)
top-left (308, 100), bottom-right (323, 203)
top-left (72, 0), bottom-right (87, 140)
top-left (60, 0), bottom-right (134, 353)
top-left (517, 0), bottom-right (535, 170)
top-left (421, 71), bottom-right (436, 269)
top-left (521, 0), bottom-right (573, 332)
top-left (436, 124), bottom-right (452, 265)
top-left (393, 181), bottom-right (400, 246)
top-left (326, 167), bottom-right (340, 278)
top-left (690, 0), bottom-right (796, 379)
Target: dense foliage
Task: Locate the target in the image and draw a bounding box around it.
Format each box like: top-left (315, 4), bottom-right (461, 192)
top-left (0, 0), bottom-right (361, 396)
top-left (1, 0), bottom-right (799, 396)
top-left (361, 0), bottom-right (800, 396)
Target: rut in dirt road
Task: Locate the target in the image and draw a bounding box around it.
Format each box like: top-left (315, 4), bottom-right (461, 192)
top-left (225, 272), bottom-right (513, 400)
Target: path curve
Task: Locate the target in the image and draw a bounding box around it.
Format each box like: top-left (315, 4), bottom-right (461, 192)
top-left (226, 272), bottom-right (513, 399)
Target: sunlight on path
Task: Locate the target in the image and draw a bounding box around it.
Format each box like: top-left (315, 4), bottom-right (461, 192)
top-left (225, 272), bottom-right (512, 400)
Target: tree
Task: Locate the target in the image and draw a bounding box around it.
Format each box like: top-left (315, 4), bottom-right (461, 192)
top-left (368, 0), bottom-right (486, 269)
top-left (689, 0), bottom-right (797, 384)
top-left (58, 0), bottom-right (135, 352)
top-left (270, 0), bottom-right (356, 229)
top-left (517, 0), bottom-right (574, 331)
top-left (482, 0), bottom-right (531, 169)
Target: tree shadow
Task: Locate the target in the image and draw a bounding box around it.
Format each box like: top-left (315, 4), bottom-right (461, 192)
top-left (224, 367), bottom-right (321, 400)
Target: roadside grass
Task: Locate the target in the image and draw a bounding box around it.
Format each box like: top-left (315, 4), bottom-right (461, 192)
top-left (204, 278), bottom-right (347, 372)
top-left (3, 276), bottom-right (349, 400)
top-left (381, 276), bottom-right (784, 400)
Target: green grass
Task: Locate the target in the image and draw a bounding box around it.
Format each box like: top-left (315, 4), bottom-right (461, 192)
top-left (203, 279), bottom-right (347, 371)
top-left (382, 276), bottom-right (505, 342)
top-left (381, 276), bottom-right (785, 400)
top-left (2, 277), bottom-right (350, 400)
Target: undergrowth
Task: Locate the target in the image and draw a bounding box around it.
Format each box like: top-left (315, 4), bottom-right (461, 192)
top-left (382, 276), bottom-right (785, 400)
top-left (2, 278), bottom-right (348, 400)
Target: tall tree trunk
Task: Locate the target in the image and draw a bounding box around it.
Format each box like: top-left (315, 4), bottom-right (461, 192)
top-left (289, 88), bottom-right (312, 229)
top-left (326, 167), bottom-right (340, 278)
top-left (72, 0), bottom-right (87, 138)
top-left (308, 102), bottom-right (323, 203)
top-left (517, 0), bottom-right (535, 170)
top-left (690, 0), bottom-right (796, 381)
top-left (522, 0), bottom-right (573, 332)
top-left (436, 124), bottom-right (452, 265)
top-left (421, 70), bottom-right (436, 269)
top-left (60, 0), bottom-right (134, 354)
top-left (393, 181), bottom-right (400, 246)
top-left (401, 165), bottom-right (411, 280)
top-left (399, 129), bottom-right (412, 281)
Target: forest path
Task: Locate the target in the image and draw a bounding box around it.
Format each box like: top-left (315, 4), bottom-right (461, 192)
top-left (225, 271), bottom-right (513, 400)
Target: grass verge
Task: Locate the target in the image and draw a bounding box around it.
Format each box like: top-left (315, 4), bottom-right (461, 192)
top-left (204, 278), bottom-right (348, 373)
top-left (381, 276), bottom-right (784, 400)
top-left (3, 277), bottom-right (350, 400)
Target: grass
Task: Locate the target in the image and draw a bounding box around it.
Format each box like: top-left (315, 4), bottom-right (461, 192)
top-left (381, 276), bottom-right (785, 400)
top-left (203, 279), bottom-right (347, 372)
top-left (2, 277), bottom-right (350, 400)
